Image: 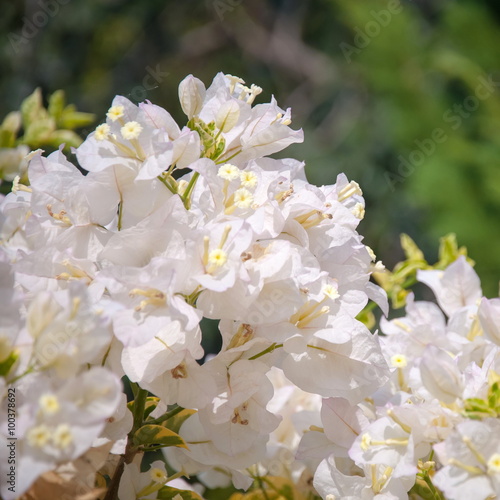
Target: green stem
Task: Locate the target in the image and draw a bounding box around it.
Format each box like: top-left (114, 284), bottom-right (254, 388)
top-left (401, 275), bottom-right (418, 290)
top-left (132, 387), bottom-right (148, 432)
top-left (257, 477), bottom-right (271, 500)
top-left (248, 471), bottom-right (271, 500)
top-left (101, 345), bottom-right (111, 367)
top-left (8, 366), bottom-right (35, 385)
top-left (248, 343), bottom-right (283, 360)
top-left (129, 381), bottom-right (139, 398)
top-left (422, 473), bottom-right (443, 500)
top-left (117, 201), bottom-right (123, 231)
top-left (215, 149), bottom-right (241, 165)
top-left (147, 405), bottom-right (184, 425)
top-left (157, 174), bottom-right (177, 195)
top-left (181, 171), bottom-right (199, 209)
top-left (166, 470), bottom-right (188, 483)
top-left (415, 470), bottom-right (444, 500)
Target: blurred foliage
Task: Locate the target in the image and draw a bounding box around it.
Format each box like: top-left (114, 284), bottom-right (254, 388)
top-left (0, 87), bottom-right (94, 191)
top-left (374, 232), bottom-right (473, 309)
top-left (18, 88), bottom-right (94, 148)
top-left (1, 0), bottom-right (500, 294)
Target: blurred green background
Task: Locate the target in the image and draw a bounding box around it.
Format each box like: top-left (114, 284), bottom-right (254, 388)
top-left (2, 0), bottom-right (500, 295)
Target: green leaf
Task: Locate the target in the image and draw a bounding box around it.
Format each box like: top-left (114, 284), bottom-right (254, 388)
top-left (356, 308), bottom-right (375, 329)
top-left (488, 383), bottom-right (500, 409)
top-left (1, 112), bottom-right (22, 135)
top-left (48, 90), bottom-right (66, 121)
top-left (144, 397), bottom-right (161, 419)
top-left (0, 351), bottom-right (19, 378)
top-left (163, 408), bottom-right (196, 434)
top-left (400, 234), bottom-right (426, 262)
top-left (464, 398), bottom-right (490, 411)
top-left (212, 137), bottom-right (226, 161)
top-left (409, 479), bottom-right (440, 500)
top-left (0, 131), bottom-right (15, 149)
top-left (437, 233), bottom-right (474, 269)
top-left (20, 116), bottom-right (56, 147)
top-left (21, 88), bottom-right (43, 128)
top-left (0, 112), bottom-right (22, 148)
top-left (43, 129), bottom-right (83, 149)
top-left (157, 486), bottom-right (203, 499)
top-left (58, 110), bottom-right (95, 129)
top-left (133, 424), bottom-right (188, 449)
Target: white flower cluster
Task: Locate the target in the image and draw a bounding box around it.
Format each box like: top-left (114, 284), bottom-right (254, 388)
top-left (2, 72), bottom-right (457, 499)
top-left (295, 256), bottom-right (500, 500)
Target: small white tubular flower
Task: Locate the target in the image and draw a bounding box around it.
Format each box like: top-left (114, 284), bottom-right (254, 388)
top-left (338, 180), bottom-right (362, 202)
top-left (208, 249), bottom-right (227, 267)
top-left (240, 170), bottom-right (257, 188)
top-left (94, 123), bottom-right (110, 141)
top-left (366, 246), bottom-right (377, 261)
top-left (27, 425), bottom-right (51, 448)
top-left (178, 75), bottom-right (206, 118)
top-left (218, 163), bottom-right (240, 181)
top-left (226, 74), bottom-right (245, 93)
top-left (215, 100), bottom-right (240, 132)
top-left (120, 121), bottom-right (143, 140)
top-left (38, 394), bottom-right (60, 415)
top-left (246, 84), bottom-right (263, 105)
top-left (118, 460), bottom-right (169, 500)
top-left (150, 467), bottom-right (168, 483)
top-left (352, 202), bottom-right (365, 219)
top-left (52, 424), bottom-right (73, 449)
top-left (487, 453), bottom-right (500, 474)
top-left (233, 188), bottom-right (254, 208)
top-left (390, 353), bottom-right (408, 368)
top-left (322, 283), bottom-right (339, 301)
top-left (106, 105), bottom-right (125, 121)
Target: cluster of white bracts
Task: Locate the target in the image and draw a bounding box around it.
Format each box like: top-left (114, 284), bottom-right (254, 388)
top-left (297, 257), bottom-right (500, 500)
top-left (1, 73), bottom-right (392, 499)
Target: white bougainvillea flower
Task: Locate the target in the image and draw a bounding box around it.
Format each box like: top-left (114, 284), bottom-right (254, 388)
top-left (0, 368), bottom-right (121, 499)
top-left (0, 72), bottom-right (397, 499)
top-left (433, 419), bottom-right (500, 500)
top-left (282, 319), bottom-right (389, 403)
top-left (314, 454), bottom-right (415, 500)
top-left (418, 345), bottom-right (464, 404)
top-left (478, 297), bottom-right (500, 346)
top-left (349, 416), bottom-right (416, 478)
top-left (417, 256), bottom-right (482, 317)
top-left (118, 459), bottom-right (169, 500)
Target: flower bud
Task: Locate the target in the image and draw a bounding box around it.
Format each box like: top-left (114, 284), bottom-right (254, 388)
top-left (178, 75), bottom-right (206, 119)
